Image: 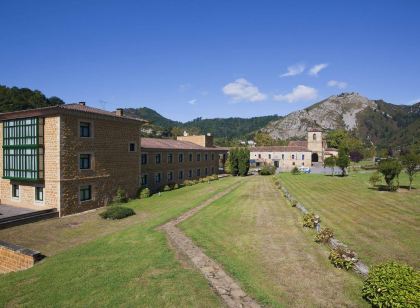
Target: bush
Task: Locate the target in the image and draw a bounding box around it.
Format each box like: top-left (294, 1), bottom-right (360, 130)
top-left (290, 199), bottom-right (298, 207)
top-left (369, 171), bottom-right (382, 187)
top-left (378, 158), bottom-right (402, 191)
top-left (303, 213), bottom-right (319, 228)
top-left (100, 206), bottom-right (135, 220)
top-left (139, 187), bottom-right (151, 199)
top-left (291, 166), bottom-right (300, 175)
top-left (173, 183), bottom-right (179, 189)
top-left (163, 185), bottom-right (171, 192)
top-left (260, 164), bottom-right (276, 175)
top-left (211, 174), bottom-right (219, 180)
top-left (328, 247), bottom-right (357, 270)
top-left (183, 180), bottom-right (193, 186)
top-left (113, 187), bottom-right (128, 204)
top-left (314, 228), bottom-right (334, 243)
top-left (362, 262), bottom-right (420, 307)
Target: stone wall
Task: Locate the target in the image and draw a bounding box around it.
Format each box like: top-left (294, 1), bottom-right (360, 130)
top-left (250, 150), bottom-right (312, 170)
top-left (0, 240), bottom-right (43, 274)
top-left (177, 135), bottom-right (214, 147)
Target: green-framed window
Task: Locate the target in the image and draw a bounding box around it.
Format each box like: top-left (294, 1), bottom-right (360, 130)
top-left (3, 117), bottom-right (44, 181)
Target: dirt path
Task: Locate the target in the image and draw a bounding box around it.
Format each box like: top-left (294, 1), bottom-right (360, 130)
top-left (158, 181), bottom-right (261, 308)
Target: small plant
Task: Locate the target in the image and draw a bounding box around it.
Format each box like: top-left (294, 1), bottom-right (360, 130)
top-left (290, 199), bottom-right (298, 207)
top-left (211, 174), bottom-right (219, 180)
top-left (303, 213), bottom-right (319, 228)
top-left (173, 183), bottom-right (179, 189)
top-left (369, 171), bottom-right (382, 187)
top-left (328, 247), bottom-right (357, 270)
top-left (291, 166), bottom-right (300, 175)
top-left (362, 261), bottom-right (420, 307)
top-left (199, 177), bottom-right (206, 183)
top-left (139, 187), bottom-right (151, 199)
top-left (113, 187), bottom-right (128, 203)
top-left (100, 206), bottom-right (135, 220)
top-left (183, 180), bottom-right (193, 186)
top-left (163, 185), bottom-right (171, 192)
top-left (314, 227), bottom-right (334, 243)
top-left (260, 164), bottom-right (276, 175)
top-left (192, 180), bottom-right (199, 185)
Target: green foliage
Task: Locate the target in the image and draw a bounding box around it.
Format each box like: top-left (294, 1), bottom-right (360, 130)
top-left (314, 228), bottom-right (334, 243)
top-left (336, 147), bottom-right (350, 176)
top-left (303, 213), bottom-right (319, 228)
top-left (362, 262), bottom-right (420, 307)
top-left (227, 148), bottom-right (250, 176)
top-left (290, 199), bottom-right (298, 207)
top-left (0, 85), bottom-right (64, 112)
top-left (253, 131), bottom-right (287, 146)
top-left (183, 180), bottom-right (194, 186)
top-left (378, 158), bottom-right (402, 191)
top-left (163, 185), bottom-right (172, 192)
top-left (100, 206), bottom-right (135, 220)
top-left (369, 172), bottom-right (382, 187)
top-left (173, 183), bottom-right (179, 189)
top-left (138, 187), bottom-right (151, 199)
top-left (324, 156), bottom-right (336, 176)
top-left (291, 166), bottom-right (300, 175)
top-left (401, 152), bottom-right (420, 190)
top-left (328, 247), bottom-right (357, 270)
top-left (260, 164), bottom-right (276, 175)
top-left (113, 187), bottom-right (128, 203)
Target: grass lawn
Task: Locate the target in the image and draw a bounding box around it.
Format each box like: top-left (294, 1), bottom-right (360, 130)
top-left (180, 176), bottom-right (366, 307)
top-left (0, 177), bottom-right (241, 307)
top-left (278, 172), bottom-right (420, 269)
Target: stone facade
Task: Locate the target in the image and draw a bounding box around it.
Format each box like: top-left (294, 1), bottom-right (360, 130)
top-left (177, 134), bottom-right (214, 147)
top-left (0, 240), bottom-right (43, 274)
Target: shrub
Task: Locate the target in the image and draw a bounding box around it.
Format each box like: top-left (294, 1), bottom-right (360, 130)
top-left (378, 158), bottom-right (402, 191)
top-left (113, 187), bottom-right (128, 204)
top-left (139, 187), bottom-right (151, 199)
top-left (290, 199), bottom-right (298, 207)
top-left (192, 180), bottom-right (199, 185)
top-left (314, 228), bottom-right (334, 243)
top-left (291, 166), bottom-right (300, 175)
top-left (362, 262), bottom-right (420, 307)
top-left (260, 164), bottom-right (276, 175)
top-left (100, 206), bottom-right (135, 220)
top-left (211, 174), bottom-right (219, 180)
top-left (328, 247), bottom-right (357, 270)
top-left (183, 180), bottom-right (193, 186)
top-left (303, 213), bottom-right (319, 228)
top-left (369, 171), bottom-right (382, 187)
top-left (163, 185), bottom-right (171, 192)
top-left (199, 177), bottom-right (206, 183)
top-left (173, 183), bottom-right (179, 189)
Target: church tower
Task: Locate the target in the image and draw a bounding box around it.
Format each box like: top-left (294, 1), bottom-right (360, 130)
top-left (307, 129), bottom-right (324, 163)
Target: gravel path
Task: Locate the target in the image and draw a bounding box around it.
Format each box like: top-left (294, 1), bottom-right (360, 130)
top-left (158, 182), bottom-right (261, 308)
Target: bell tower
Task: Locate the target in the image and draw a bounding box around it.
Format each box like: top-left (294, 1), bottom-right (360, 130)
top-left (307, 129), bottom-right (324, 163)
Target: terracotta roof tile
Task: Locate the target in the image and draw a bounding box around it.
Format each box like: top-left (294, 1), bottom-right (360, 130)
top-left (141, 138), bottom-right (225, 151)
top-left (250, 146), bottom-right (310, 152)
top-left (288, 140), bottom-right (308, 148)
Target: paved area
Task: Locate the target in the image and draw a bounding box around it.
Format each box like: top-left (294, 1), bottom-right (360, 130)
top-left (0, 204), bottom-right (40, 219)
top-left (158, 181), bottom-right (261, 308)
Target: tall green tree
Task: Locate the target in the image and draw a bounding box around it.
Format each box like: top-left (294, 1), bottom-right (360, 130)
top-left (336, 147), bottom-right (350, 176)
top-left (378, 158), bottom-right (403, 191)
top-left (401, 152), bottom-right (420, 190)
top-left (323, 156), bottom-right (336, 176)
top-left (237, 148), bottom-right (250, 176)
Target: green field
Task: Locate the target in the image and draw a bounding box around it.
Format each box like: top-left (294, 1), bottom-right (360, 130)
top-left (278, 172), bottom-right (420, 268)
top-left (0, 177), bottom-right (242, 307)
top-left (180, 176), bottom-right (366, 307)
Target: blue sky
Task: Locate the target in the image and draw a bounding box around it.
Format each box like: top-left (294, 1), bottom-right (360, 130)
top-left (1, 1), bottom-right (419, 121)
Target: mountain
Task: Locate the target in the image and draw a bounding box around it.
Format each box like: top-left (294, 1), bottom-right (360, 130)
top-left (262, 92), bottom-right (420, 149)
top-left (0, 85), bottom-right (64, 112)
top-left (125, 107), bottom-right (181, 129)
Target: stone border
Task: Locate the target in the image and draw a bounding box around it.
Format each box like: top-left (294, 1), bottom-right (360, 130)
top-left (275, 178), bottom-right (369, 277)
top-left (158, 182), bottom-right (261, 308)
top-left (0, 240), bottom-right (45, 274)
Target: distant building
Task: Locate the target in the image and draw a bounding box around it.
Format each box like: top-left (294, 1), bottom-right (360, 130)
top-left (140, 134), bottom-right (228, 191)
top-left (250, 129), bottom-right (337, 171)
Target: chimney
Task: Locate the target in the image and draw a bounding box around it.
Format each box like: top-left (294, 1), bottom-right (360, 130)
top-left (79, 102), bottom-right (86, 106)
top-left (116, 108), bottom-right (124, 116)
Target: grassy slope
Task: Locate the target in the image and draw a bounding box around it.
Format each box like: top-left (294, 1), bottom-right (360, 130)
top-left (278, 172), bottom-right (420, 268)
top-left (180, 176), bottom-right (366, 307)
top-left (0, 178), bottom-right (241, 307)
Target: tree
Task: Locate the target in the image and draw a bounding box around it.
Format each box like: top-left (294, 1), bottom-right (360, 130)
top-left (401, 152), bottom-right (420, 190)
top-left (368, 172), bottom-right (382, 187)
top-left (349, 150), bottom-right (364, 164)
top-left (336, 147), bottom-right (350, 176)
top-left (253, 132), bottom-right (286, 146)
top-left (237, 148), bottom-right (250, 176)
top-left (324, 156), bottom-right (336, 176)
top-left (378, 158), bottom-right (402, 191)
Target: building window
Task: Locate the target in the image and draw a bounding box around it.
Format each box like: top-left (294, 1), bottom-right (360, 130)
top-left (155, 154), bottom-right (161, 164)
top-left (178, 170), bottom-right (184, 180)
top-left (292, 154), bottom-right (295, 160)
top-left (302, 162), bottom-right (305, 166)
top-left (80, 185), bottom-right (92, 202)
top-left (3, 117), bottom-right (44, 180)
top-left (167, 171), bottom-right (173, 181)
top-left (178, 153), bottom-right (184, 163)
top-left (12, 184), bottom-right (19, 198)
top-left (258, 154), bottom-right (261, 159)
top-left (197, 153), bottom-right (201, 161)
top-left (80, 122), bottom-right (91, 138)
top-left (211, 153), bottom-right (215, 160)
top-left (282, 154), bottom-right (284, 160)
top-left (189, 153), bottom-right (193, 162)
top-left (79, 154), bottom-right (91, 170)
top-left (141, 174), bottom-right (148, 186)
top-left (302, 154), bottom-right (305, 160)
top-left (196, 168), bottom-right (201, 177)
top-left (155, 173), bottom-right (161, 184)
top-left (205, 167), bottom-right (208, 175)
top-left (269, 154), bottom-right (271, 159)
top-left (204, 153), bottom-right (208, 161)
top-left (292, 162), bottom-right (296, 166)
top-left (167, 153), bottom-right (173, 163)
top-left (188, 169), bottom-right (192, 178)
top-left (35, 186), bottom-right (44, 202)
top-left (313, 133), bottom-right (317, 141)
top-left (141, 153), bottom-right (148, 165)
top-left (129, 143), bottom-right (136, 152)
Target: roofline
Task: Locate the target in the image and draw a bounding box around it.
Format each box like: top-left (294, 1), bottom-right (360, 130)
top-left (141, 146), bottom-right (227, 152)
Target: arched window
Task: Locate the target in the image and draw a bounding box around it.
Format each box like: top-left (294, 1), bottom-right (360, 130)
top-left (313, 133), bottom-right (317, 141)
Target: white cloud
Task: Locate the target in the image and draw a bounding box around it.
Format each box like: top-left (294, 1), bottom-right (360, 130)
top-left (188, 99), bottom-right (197, 105)
top-left (222, 78), bottom-right (267, 102)
top-left (273, 85), bottom-right (318, 103)
top-left (327, 80), bottom-right (348, 89)
top-left (280, 63), bottom-right (305, 77)
top-left (309, 63), bottom-right (328, 76)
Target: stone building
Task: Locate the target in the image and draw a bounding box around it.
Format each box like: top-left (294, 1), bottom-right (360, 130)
top-left (140, 134), bottom-right (227, 191)
top-left (0, 103), bottom-right (145, 216)
top-left (250, 129), bottom-right (337, 171)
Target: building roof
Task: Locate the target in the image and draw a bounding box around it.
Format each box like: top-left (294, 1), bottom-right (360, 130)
top-left (250, 146), bottom-right (310, 152)
top-left (0, 103), bottom-right (147, 124)
top-left (141, 138), bottom-right (226, 151)
top-left (288, 140), bottom-right (308, 148)
top-left (325, 147), bottom-right (338, 151)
